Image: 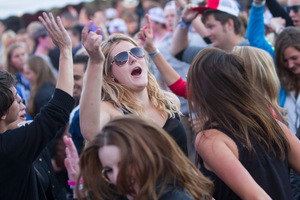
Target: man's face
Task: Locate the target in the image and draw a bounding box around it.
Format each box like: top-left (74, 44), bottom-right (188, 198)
top-left (39, 35), bottom-right (55, 51)
top-left (287, 0), bottom-right (300, 27)
top-left (204, 15), bottom-right (230, 50)
top-left (73, 63), bottom-right (85, 99)
top-left (4, 87), bottom-right (21, 124)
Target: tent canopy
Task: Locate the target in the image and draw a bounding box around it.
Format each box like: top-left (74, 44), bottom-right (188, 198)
top-left (0, 0), bottom-right (93, 20)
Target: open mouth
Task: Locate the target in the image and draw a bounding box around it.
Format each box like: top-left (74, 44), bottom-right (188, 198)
top-left (19, 112), bottom-right (26, 120)
top-left (131, 67), bottom-right (142, 76)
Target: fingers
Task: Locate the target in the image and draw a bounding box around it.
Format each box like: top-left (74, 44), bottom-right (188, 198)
top-left (82, 21), bottom-right (93, 43)
top-left (145, 14), bottom-right (152, 30)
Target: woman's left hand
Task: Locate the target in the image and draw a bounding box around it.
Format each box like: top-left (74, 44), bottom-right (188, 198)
top-left (136, 14), bottom-right (156, 53)
top-left (38, 12), bottom-right (72, 50)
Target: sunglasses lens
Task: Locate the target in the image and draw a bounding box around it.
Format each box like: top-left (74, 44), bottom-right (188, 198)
top-left (287, 5), bottom-right (300, 13)
top-left (131, 47), bottom-right (145, 58)
top-left (114, 51), bottom-right (129, 66)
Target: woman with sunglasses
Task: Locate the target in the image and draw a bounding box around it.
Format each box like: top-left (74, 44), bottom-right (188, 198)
top-left (79, 16), bottom-right (188, 155)
top-left (71, 115), bottom-right (213, 200)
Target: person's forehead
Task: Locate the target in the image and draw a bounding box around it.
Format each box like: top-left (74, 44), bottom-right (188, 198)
top-left (110, 41), bottom-right (135, 56)
top-left (10, 87), bottom-right (17, 96)
top-left (288, 0), bottom-right (300, 6)
top-left (73, 63), bottom-right (85, 73)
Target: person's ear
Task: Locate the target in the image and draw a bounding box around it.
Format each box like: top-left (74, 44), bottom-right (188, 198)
top-left (1, 114), bottom-right (7, 120)
top-left (226, 18), bottom-right (235, 32)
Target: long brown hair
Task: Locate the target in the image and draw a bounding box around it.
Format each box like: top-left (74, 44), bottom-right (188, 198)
top-left (187, 47), bottom-right (289, 159)
top-left (76, 115), bottom-right (213, 200)
top-left (275, 27), bottom-right (300, 94)
top-left (26, 55), bottom-right (57, 117)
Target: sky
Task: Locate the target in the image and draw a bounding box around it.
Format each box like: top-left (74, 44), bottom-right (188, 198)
top-left (0, 0), bottom-right (92, 20)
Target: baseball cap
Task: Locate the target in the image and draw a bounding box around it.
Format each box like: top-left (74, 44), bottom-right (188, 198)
top-left (105, 8), bottom-right (117, 19)
top-left (108, 18), bottom-right (128, 34)
top-left (123, 0), bottom-right (139, 8)
top-left (192, 0), bottom-right (240, 17)
top-left (148, 7), bottom-right (165, 24)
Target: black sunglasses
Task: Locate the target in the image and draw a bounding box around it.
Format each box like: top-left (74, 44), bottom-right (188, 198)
top-left (111, 47), bottom-right (145, 66)
top-left (287, 4), bottom-right (300, 13)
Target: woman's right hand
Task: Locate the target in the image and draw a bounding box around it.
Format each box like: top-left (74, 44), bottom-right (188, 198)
top-left (63, 136), bottom-right (80, 182)
top-left (81, 21), bottom-right (105, 64)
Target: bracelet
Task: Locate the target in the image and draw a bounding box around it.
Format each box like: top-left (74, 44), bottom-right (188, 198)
top-left (148, 49), bottom-right (160, 58)
top-left (68, 179), bottom-right (83, 186)
top-left (176, 10), bottom-right (182, 15)
top-left (253, 1), bottom-right (265, 6)
top-left (69, 184), bottom-right (83, 190)
top-left (176, 16), bottom-right (192, 30)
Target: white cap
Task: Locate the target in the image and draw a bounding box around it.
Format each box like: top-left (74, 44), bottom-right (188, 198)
top-left (108, 18), bottom-right (128, 34)
top-left (148, 7), bottom-right (165, 24)
top-left (123, 0), bottom-right (139, 8)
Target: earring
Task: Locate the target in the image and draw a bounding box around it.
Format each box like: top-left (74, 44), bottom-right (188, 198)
top-left (102, 169), bottom-right (112, 184)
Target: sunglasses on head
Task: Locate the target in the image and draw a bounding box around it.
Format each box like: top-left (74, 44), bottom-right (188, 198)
top-left (111, 47), bottom-right (145, 66)
top-left (287, 4), bottom-right (300, 13)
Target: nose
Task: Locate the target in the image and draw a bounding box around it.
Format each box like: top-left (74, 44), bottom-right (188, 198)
top-left (289, 9), bottom-right (296, 17)
top-left (128, 52), bottom-right (137, 64)
top-left (288, 60), bottom-right (295, 69)
top-left (109, 168), bottom-right (119, 185)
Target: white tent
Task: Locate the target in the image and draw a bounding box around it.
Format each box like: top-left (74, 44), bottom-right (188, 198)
top-left (0, 0), bottom-right (93, 19)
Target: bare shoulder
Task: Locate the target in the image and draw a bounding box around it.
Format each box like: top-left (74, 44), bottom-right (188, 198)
top-left (195, 129), bottom-right (239, 159)
top-left (164, 91), bottom-right (181, 109)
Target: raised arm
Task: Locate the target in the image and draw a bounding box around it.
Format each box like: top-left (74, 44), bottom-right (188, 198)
top-left (170, 4), bottom-right (198, 56)
top-left (266, 0), bottom-right (294, 27)
top-left (137, 14), bottom-right (180, 86)
top-left (79, 22), bottom-right (105, 141)
top-left (39, 12), bottom-right (73, 95)
top-left (246, 1), bottom-right (275, 58)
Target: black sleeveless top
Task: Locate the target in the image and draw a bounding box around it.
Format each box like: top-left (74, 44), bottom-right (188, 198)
top-left (198, 127), bottom-right (291, 200)
top-left (123, 109), bottom-right (188, 156)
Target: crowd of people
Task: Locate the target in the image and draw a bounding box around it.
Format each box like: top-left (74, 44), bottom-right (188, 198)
top-left (1, 0), bottom-right (300, 199)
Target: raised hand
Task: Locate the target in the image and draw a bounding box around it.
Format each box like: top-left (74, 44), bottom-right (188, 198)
top-left (81, 22), bottom-right (104, 63)
top-left (136, 14), bottom-right (156, 53)
top-left (63, 136), bottom-right (80, 182)
top-left (38, 12), bottom-right (71, 50)
top-left (182, 4), bottom-right (199, 23)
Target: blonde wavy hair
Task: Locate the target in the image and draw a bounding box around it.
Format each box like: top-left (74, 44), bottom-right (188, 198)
top-left (100, 33), bottom-right (179, 118)
top-left (233, 46), bottom-right (287, 123)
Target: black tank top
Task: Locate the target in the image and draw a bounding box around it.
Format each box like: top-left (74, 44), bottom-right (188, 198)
top-left (123, 109), bottom-right (188, 156)
top-left (198, 127), bottom-right (291, 200)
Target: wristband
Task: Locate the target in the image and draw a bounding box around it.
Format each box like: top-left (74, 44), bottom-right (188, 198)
top-left (253, 1), bottom-right (265, 6)
top-left (177, 16), bottom-right (192, 30)
top-left (68, 179), bottom-right (83, 186)
top-left (148, 49), bottom-right (160, 58)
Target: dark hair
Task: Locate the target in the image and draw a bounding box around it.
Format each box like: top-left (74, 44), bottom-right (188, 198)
top-left (187, 47), bottom-right (289, 159)
top-left (274, 27), bottom-right (300, 94)
top-left (0, 70), bottom-right (16, 117)
top-left (66, 25), bottom-right (83, 40)
top-left (73, 55), bottom-right (89, 71)
top-left (202, 10), bottom-right (244, 36)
